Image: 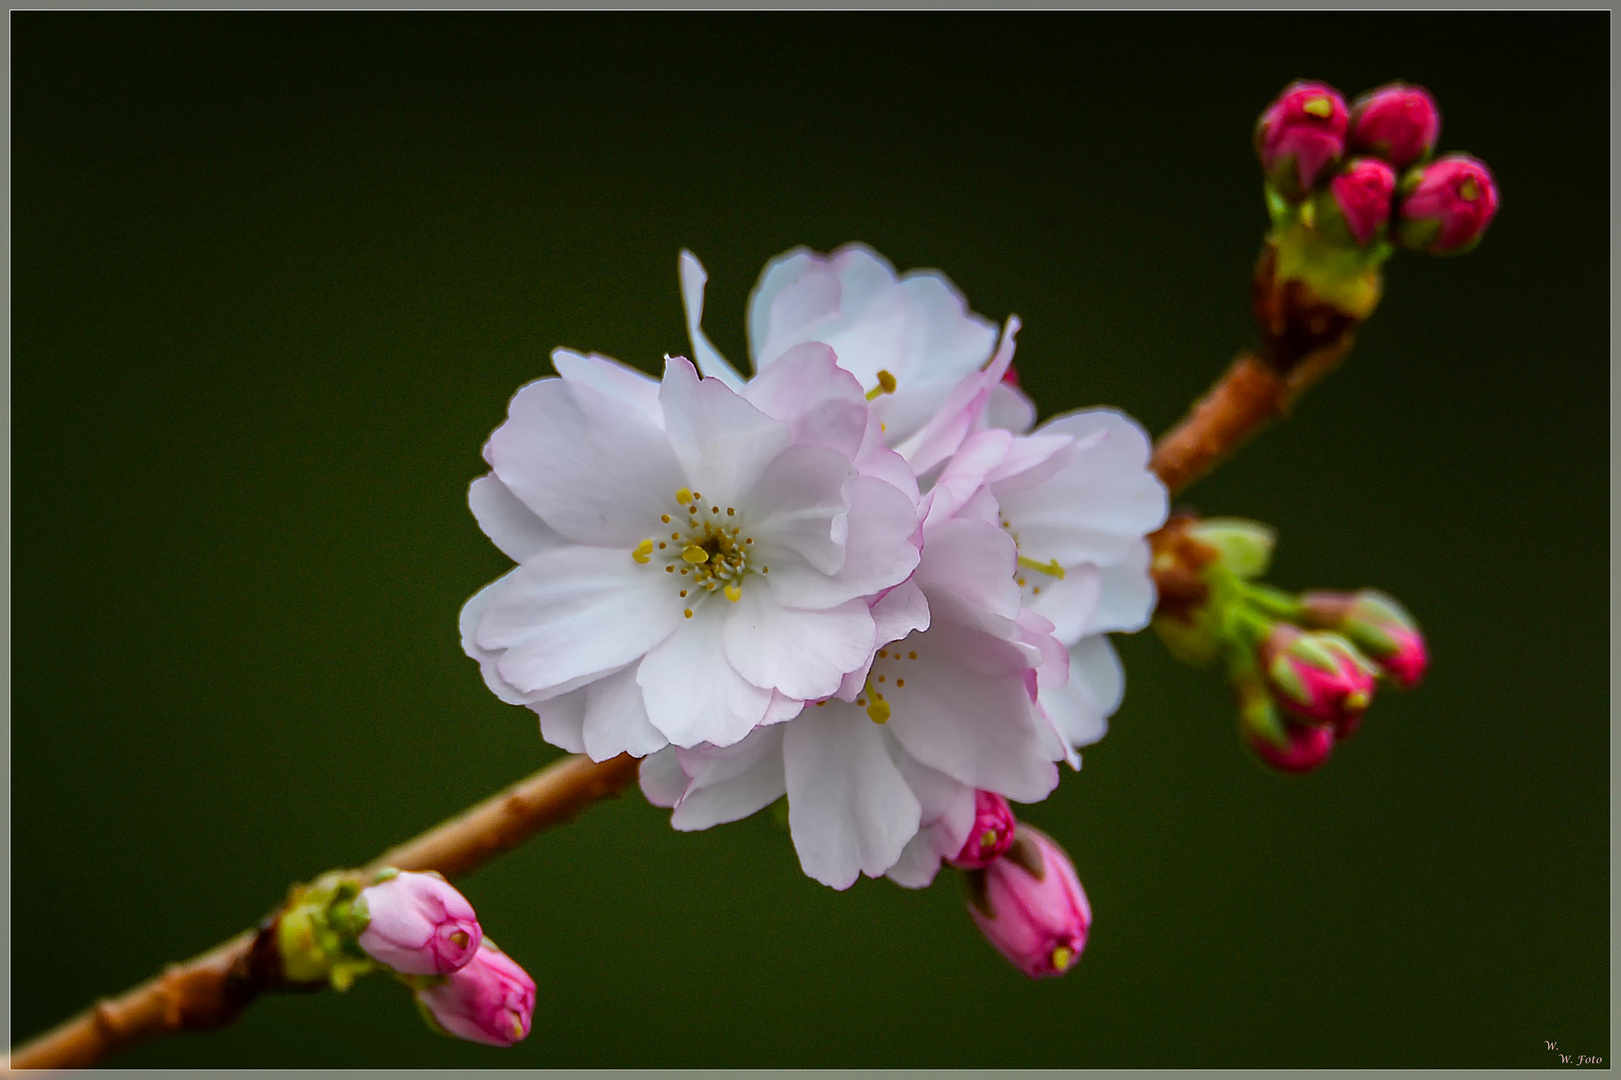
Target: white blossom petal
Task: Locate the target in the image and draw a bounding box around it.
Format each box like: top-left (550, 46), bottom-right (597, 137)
top-left (639, 747), bottom-right (690, 808)
top-left (658, 356), bottom-right (792, 509)
top-left (723, 590), bottom-right (875, 703)
top-left (678, 250), bottom-right (747, 389)
top-left (784, 705), bottom-right (921, 889)
top-left (486, 376), bottom-right (685, 548)
top-left (583, 664), bottom-right (669, 761)
top-left (745, 443), bottom-right (855, 576)
top-left (468, 474), bottom-right (569, 565)
top-left (479, 548), bottom-right (683, 695)
top-left (550, 348), bottom-right (663, 427)
top-left (760, 475), bottom-right (921, 610)
top-left (671, 726), bottom-right (786, 831)
top-left (637, 600), bottom-right (773, 748)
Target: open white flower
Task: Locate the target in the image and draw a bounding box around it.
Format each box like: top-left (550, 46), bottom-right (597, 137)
top-left (639, 466), bottom-right (1068, 890)
top-left (679, 245), bottom-right (1037, 448)
top-left (460, 347), bottom-right (921, 755)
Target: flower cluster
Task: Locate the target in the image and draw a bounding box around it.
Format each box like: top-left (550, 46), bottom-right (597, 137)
top-left (1152, 515), bottom-right (1428, 774)
top-left (276, 868), bottom-right (535, 1048)
top-left (1257, 79), bottom-right (1499, 259)
top-left (461, 244), bottom-right (1167, 890)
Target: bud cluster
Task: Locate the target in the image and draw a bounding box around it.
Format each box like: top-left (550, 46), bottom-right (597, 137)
top-left (954, 795), bottom-right (1092, 979)
top-left (1152, 515), bottom-right (1428, 774)
top-left (274, 868), bottom-right (535, 1048)
top-left (1256, 79), bottom-right (1498, 259)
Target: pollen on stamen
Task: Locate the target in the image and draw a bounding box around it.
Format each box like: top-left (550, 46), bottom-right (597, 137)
top-left (711, 506), bottom-right (720, 515)
top-left (726, 507), bottom-right (735, 516)
top-left (661, 514), bottom-right (671, 524)
top-left (895, 678), bottom-right (905, 688)
top-left (658, 542), bottom-right (667, 549)
top-left (724, 584), bottom-right (742, 602)
top-left (878, 649), bottom-right (888, 658)
top-left (665, 565), bottom-right (675, 573)
top-left (877, 675), bottom-right (885, 683)
top-left (682, 545), bottom-right (709, 564)
top-left (676, 487), bottom-right (693, 504)
top-left (679, 590), bottom-right (688, 597)
top-left (683, 608), bottom-right (693, 619)
top-left (692, 492), bottom-right (703, 501)
top-left (908, 651), bottom-right (918, 660)
top-left (632, 539), bottom-right (655, 565)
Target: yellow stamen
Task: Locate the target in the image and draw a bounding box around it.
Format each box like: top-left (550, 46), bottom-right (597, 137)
top-left (866, 696), bottom-right (890, 725)
top-left (1052, 946), bottom-right (1075, 971)
top-left (1302, 96), bottom-right (1333, 118)
top-left (724, 584), bottom-right (742, 602)
top-left (865, 369), bottom-right (898, 401)
top-left (683, 608), bottom-right (693, 619)
top-left (1017, 555), bottom-right (1066, 580)
top-left (682, 545), bottom-right (710, 564)
top-left (676, 487), bottom-right (692, 505)
top-left (979, 829), bottom-right (998, 851)
top-left (632, 539), bottom-right (655, 565)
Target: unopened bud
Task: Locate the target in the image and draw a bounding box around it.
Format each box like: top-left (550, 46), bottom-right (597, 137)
top-left (1244, 709), bottom-right (1336, 773)
top-left (415, 939), bottom-right (536, 1048)
top-left (1260, 624), bottom-right (1377, 736)
top-left (948, 790), bottom-right (1017, 870)
top-left (1318, 157), bottom-right (1398, 247)
top-left (356, 869), bottom-right (483, 976)
top-left (1255, 81), bottom-right (1350, 200)
top-left (1396, 154), bottom-right (1500, 255)
top-left (963, 825), bottom-right (1091, 978)
top-left (1300, 589), bottom-right (1429, 689)
top-left (1349, 83), bottom-right (1441, 170)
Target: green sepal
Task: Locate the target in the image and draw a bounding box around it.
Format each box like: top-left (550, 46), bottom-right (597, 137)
top-left (1187, 518), bottom-right (1276, 580)
top-left (1153, 612), bottom-right (1223, 667)
top-left (1268, 217), bottom-right (1389, 318)
top-left (275, 869), bottom-right (380, 991)
top-left (1267, 652), bottom-right (1312, 705)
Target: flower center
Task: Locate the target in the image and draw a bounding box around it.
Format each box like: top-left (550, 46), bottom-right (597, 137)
top-left (634, 487), bottom-right (767, 618)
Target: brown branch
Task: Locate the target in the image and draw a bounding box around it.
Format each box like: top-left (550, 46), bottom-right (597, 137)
top-left (9, 752), bottom-right (641, 1071)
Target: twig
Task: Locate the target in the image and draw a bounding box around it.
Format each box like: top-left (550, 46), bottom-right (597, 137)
top-left (9, 753), bottom-right (641, 1071)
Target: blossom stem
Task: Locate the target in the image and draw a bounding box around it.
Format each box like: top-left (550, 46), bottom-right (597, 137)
top-left (8, 753), bottom-right (640, 1070)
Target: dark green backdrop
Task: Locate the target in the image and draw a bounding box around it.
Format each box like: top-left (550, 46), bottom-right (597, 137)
top-left (13, 12), bottom-right (1609, 1068)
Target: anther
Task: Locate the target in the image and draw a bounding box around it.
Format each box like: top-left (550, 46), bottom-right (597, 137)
top-left (865, 369), bottom-right (898, 401)
top-left (1017, 555), bottom-right (1066, 580)
top-left (676, 487), bottom-right (693, 504)
top-left (895, 678), bottom-right (905, 688)
top-left (684, 608), bottom-right (693, 618)
top-left (908, 651), bottom-right (917, 660)
top-left (724, 584), bottom-right (742, 602)
top-left (666, 565), bottom-right (675, 573)
top-left (682, 545), bottom-right (709, 564)
top-left (661, 514), bottom-right (671, 524)
top-left (726, 507), bottom-right (735, 516)
top-left (632, 539), bottom-right (655, 565)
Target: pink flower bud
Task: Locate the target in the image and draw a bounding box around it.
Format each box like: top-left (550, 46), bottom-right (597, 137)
top-left (1349, 83), bottom-right (1441, 170)
top-left (356, 870), bottom-right (482, 976)
top-left (948, 790), bottom-right (1017, 870)
top-left (1245, 716), bottom-right (1335, 773)
top-left (416, 939), bottom-right (536, 1048)
top-left (1396, 154), bottom-right (1499, 255)
top-left (1326, 158), bottom-right (1397, 246)
top-left (1301, 589), bottom-right (1429, 689)
top-left (1255, 80), bottom-right (1349, 200)
top-left (965, 825), bottom-right (1091, 978)
top-left (1260, 624), bottom-right (1377, 736)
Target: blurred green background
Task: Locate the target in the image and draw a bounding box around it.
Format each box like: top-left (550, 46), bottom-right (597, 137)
top-left (12, 12), bottom-right (1608, 1068)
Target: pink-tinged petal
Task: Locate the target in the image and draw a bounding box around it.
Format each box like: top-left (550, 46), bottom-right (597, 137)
top-left (639, 746), bottom-right (690, 808)
top-left (885, 768), bottom-right (976, 891)
top-left (760, 476), bottom-right (922, 610)
top-left (357, 872), bottom-right (482, 976)
top-left (637, 601), bottom-right (773, 748)
top-left (582, 663), bottom-right (669, 762)
top-left (984, 381), bottom-right (1037, 434)
top-left (415, 940), bottom-right (535, 1047)
top-left (678, 250), bottom-right (747, 389)
top-left (914, 517), bottom-right (1023, 622)
top-left (760, 691), bottom-right (807, 726)
top-left (983, 433), bottom-right (1073, 486)
top-left (550, 348), bottom-right (663, 427)
top-left (784, 705), bottom-right (922, 889)
top-left (460, 575), bottom-right (545, 706)
top-left (994, 410), bottom-right (1168, 566)
top-left (741, 342), bottom-right (869, 457)
top-left (1025, 563), bottom-right (1104, 647)
top-left (1018, 608), bottom-right (1070, 692)
top-left (893, 316), bottom-right (1019, 476)
top-left (486, 376), bottom-right (685, 548)
top-left (1038, 634), bottom-right (1125, 754)
top-left (658, 356), bottom-right (791, 508)
top-left (479, 548), bottom-right (683, 695)
top-left (855, 410), bottom-right (922, 501)
top-left (884, 623), bottom-right (1060, 801)
top-left (532, 687), bottom-right (586, 755)
top-left (723, 590), bottom-right (876, 703)
top-left (924, 429), bottom-right (1015, 530)
top-left (671, 726), bottom-right (787, 831)
top-left (468, 475), bottom-right (569, 565)
top-left (872, 579), bottom-right (931, 645)
top-left (744, 443), bottom-right (856, 576)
